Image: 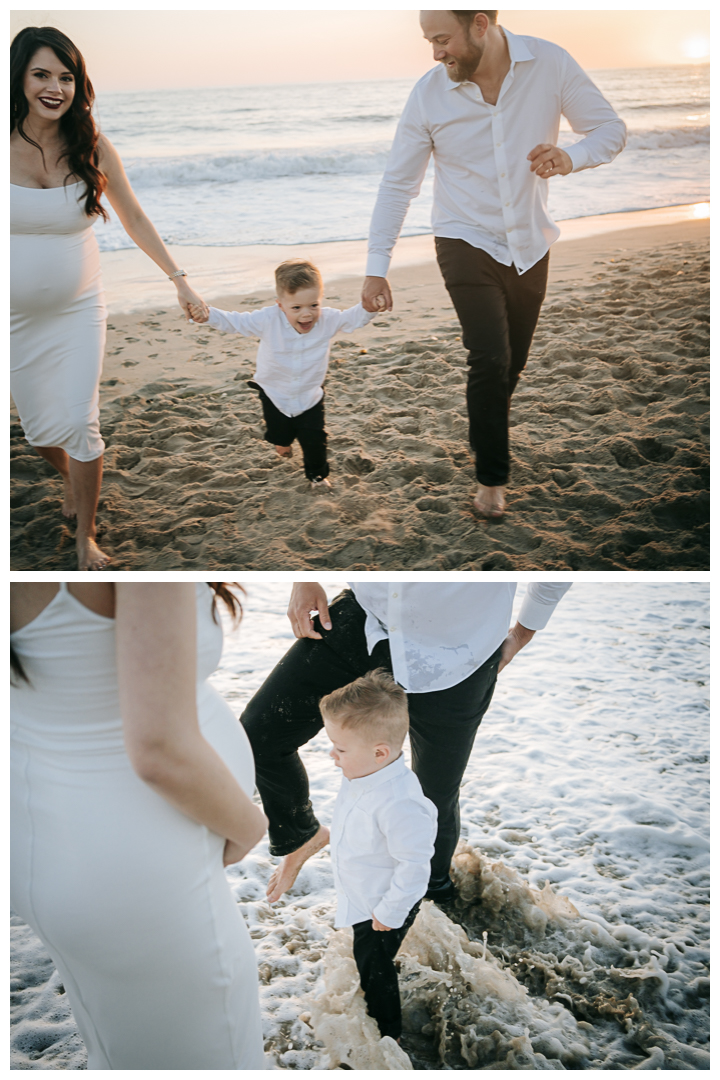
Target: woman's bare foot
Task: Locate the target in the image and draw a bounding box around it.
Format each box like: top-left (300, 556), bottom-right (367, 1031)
top-left (266, 825), bottom-right (330, 902)
top-left (77, 536), bottom-right (111, 571)
top-left (473, 484), bottom-right (505, 520)
top-left (275, 445), bottom-right (293, 458)
top-left (61, 475), bottom-right (77, 519)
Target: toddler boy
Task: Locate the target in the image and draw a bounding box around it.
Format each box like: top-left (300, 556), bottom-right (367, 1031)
top-left (320, 670), bottom-right (437, 1042)
top-left (189, 260), bottom-right (375, 492)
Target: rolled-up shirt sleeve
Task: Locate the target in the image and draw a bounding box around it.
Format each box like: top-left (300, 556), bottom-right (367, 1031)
top-left (366, 91), bottom-right (434, 279)
top-left (373, 796), bottom-right (437, 929)
top-left (518, 583), bottom-right (572, 631)
top-left (559, 50), bottom-right (627, 173)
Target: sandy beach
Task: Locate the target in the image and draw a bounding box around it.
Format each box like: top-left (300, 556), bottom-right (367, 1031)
top-left (10, 214), bottom-right (709, 571)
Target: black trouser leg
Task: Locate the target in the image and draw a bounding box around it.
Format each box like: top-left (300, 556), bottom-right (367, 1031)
top-left (295, 397), bottom-right (329, 481)
top-left (251, 383), bottom-right (295, 447)
top-left (352, 901), bottom-right (421, 1039)
top-left (407, 645), bottom-right (502, 886)
top-left (239, 592), bottom-right (389, 855)
top-left (435, 238), bottom-right (548, 486)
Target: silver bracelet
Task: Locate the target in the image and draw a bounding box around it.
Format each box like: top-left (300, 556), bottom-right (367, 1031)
top-left (168, 269), bottom-right (187, 280)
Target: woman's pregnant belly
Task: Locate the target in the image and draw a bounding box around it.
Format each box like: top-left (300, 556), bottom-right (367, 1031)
top-left (10, 230), bottom-right (103, 317)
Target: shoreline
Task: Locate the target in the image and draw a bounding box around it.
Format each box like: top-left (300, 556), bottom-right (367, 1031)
top-left (11, 215), bottom-right (709, 571)
top-left (99, 202), bottom-right (709, 315)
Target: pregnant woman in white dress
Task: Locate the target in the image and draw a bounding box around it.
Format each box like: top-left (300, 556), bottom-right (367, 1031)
top-left (10, 583), bottom-right (267, 1069)
top-left (10, 27), bottom-right (208, 570)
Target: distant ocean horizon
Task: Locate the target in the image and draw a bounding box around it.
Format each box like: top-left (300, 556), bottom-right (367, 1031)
top-left (93, 64), bottom-right (709, 252)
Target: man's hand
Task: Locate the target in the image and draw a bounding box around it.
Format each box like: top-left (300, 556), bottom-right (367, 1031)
top-left (498, 621), bottom-right (536, 673)
top-left (372, 915), bottom-right (392, 931)
top-left (287, 582), bottom-right (332, 640)
top-left (362, 276), bottom-right (393, 313)
top-left (527, 144), bottom-right (573, 179)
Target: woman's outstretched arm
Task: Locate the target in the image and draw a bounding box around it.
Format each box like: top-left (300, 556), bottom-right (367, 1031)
top-left (116, 583), bottom-right (267, 864)
top-left (97, 136), bottom-right (208, 320)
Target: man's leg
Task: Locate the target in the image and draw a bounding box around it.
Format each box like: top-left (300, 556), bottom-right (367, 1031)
top-left (504, 252), bottom-right (549, 398)
top-left (407, 645), bottom-right (503, 891)
top-left (240, 591), bottom-right (386, 898)
top-left (435, 238), bottom-right (512, 490)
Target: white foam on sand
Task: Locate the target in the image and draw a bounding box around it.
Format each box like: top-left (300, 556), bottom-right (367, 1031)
top-left (99, 203), bottom-right (709, 315)
top-left (10, 582), bottom-right (709, 1070)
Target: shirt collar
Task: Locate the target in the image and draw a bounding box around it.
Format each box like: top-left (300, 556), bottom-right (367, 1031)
top-left (345, 752), bottom-right (407, 793)
top-left (443, 26), bottom-right (536, 91)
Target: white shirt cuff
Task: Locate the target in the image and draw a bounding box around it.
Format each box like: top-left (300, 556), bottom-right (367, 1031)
top-left (365, 254), bottom-right (392, 279)
top-left (517, 584), bottom-right (572, 631)
top-left (565, 142), bottom-right (589, 173)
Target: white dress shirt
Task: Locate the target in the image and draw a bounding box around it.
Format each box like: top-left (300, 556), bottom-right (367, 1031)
top-left (207, 302), bottom-right (375, 417)
top-left (331, 754), bottom-right (437, 929)
top-left (348, 583), bottom-right (571, 693)
top-left (366, 28), bottom-right (626, 278)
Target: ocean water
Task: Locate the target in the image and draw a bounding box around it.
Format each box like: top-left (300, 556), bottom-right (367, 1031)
top-left (92, 64), bottom-right (709, 252)
top-left (11, 582), bottom-right (709, 1070)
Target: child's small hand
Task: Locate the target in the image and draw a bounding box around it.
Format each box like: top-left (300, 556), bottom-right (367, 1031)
top-left (372, 915), bottom-right (392, 931)
top-left (188, 301), bottom-right (209, 323)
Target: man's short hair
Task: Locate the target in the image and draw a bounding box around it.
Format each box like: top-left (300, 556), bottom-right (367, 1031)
top-left (320, 669), bottom-right (409, 749)
top-left (451, 10), bottom-right (498, 28)
top-left (275, 259), bottom-right (322, 296)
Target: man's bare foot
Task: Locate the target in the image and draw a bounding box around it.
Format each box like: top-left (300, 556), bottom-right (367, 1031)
top-left (61, 476), bottom-right (77, 519)
top-left (77, 536), bottom-right (111, 571)
top-left (309, 478), bottom-right (332, 494)
top-left (266, 825), bottom-right (330, 902)
top-left (275, 445), bottom-right (293, 458)
top-left (473, 484), bottom-right (505, 519)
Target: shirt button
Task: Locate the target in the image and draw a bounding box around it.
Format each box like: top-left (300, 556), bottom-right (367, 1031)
top-left (392, 592), bottom-right (398, 598)
top-left (501, 172), bottom-right (506, 178)
top-left (496, 142), bottom-right (502, 147)
top-left (505, 202), bottom-right (510, 207)
top-left (390, 626), bottom-right (397, 632)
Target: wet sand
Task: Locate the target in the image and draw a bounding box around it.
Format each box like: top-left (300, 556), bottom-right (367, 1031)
top-left (10, 217), bottom-right (709, 570)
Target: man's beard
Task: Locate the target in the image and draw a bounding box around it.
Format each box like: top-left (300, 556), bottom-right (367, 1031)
top-left (446, 36), bottom-right (485, 82)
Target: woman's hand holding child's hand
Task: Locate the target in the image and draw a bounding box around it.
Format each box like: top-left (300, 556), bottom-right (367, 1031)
top-left (188, 301), bottom-right (210, 324)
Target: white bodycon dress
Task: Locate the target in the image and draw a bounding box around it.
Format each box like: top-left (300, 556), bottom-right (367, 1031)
top-left (10, 182), bottom-right (106, 462)
top-left (10, 584), bottom-right (266, 1070)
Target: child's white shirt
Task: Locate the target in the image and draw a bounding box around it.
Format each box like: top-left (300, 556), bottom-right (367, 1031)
top-left (331, 754), bottom-right (437, 930)
top-left (207, 302), bottom-right (375, 418)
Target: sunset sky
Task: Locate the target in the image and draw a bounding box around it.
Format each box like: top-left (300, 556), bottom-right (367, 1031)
top-left (10, 8), bottom-right (711, 90)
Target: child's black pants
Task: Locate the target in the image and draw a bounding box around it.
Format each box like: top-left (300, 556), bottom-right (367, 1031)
top-left (352, 901), bottom-right (421, 1039)
top-left (250, 382), bottom-right (329, 481)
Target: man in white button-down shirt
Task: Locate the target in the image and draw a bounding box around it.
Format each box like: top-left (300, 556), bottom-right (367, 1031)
top-left (361, 10), bottom-right (626, 519)
top-left (241, 580), bottom-right (571, 906)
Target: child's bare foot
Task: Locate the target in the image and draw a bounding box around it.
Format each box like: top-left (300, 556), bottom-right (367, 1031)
top-left (61, 476), bottom-right (77, 519)
top-left (266, 825), bottom-right (330, 902)
top-left (309, 478), bottom-right (332, 494)
top-left (473, 484), bottom-right (505, 519)
top-left (275, 445), bottom-right (293, 458)
top-left (77, 536), bottom-right (111, 571)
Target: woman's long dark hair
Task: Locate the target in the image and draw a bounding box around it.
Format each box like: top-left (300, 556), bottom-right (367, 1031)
top-left (10, 26), bottom-right (108, 220)
top-left (209, 583), bottom-right (244, 625)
